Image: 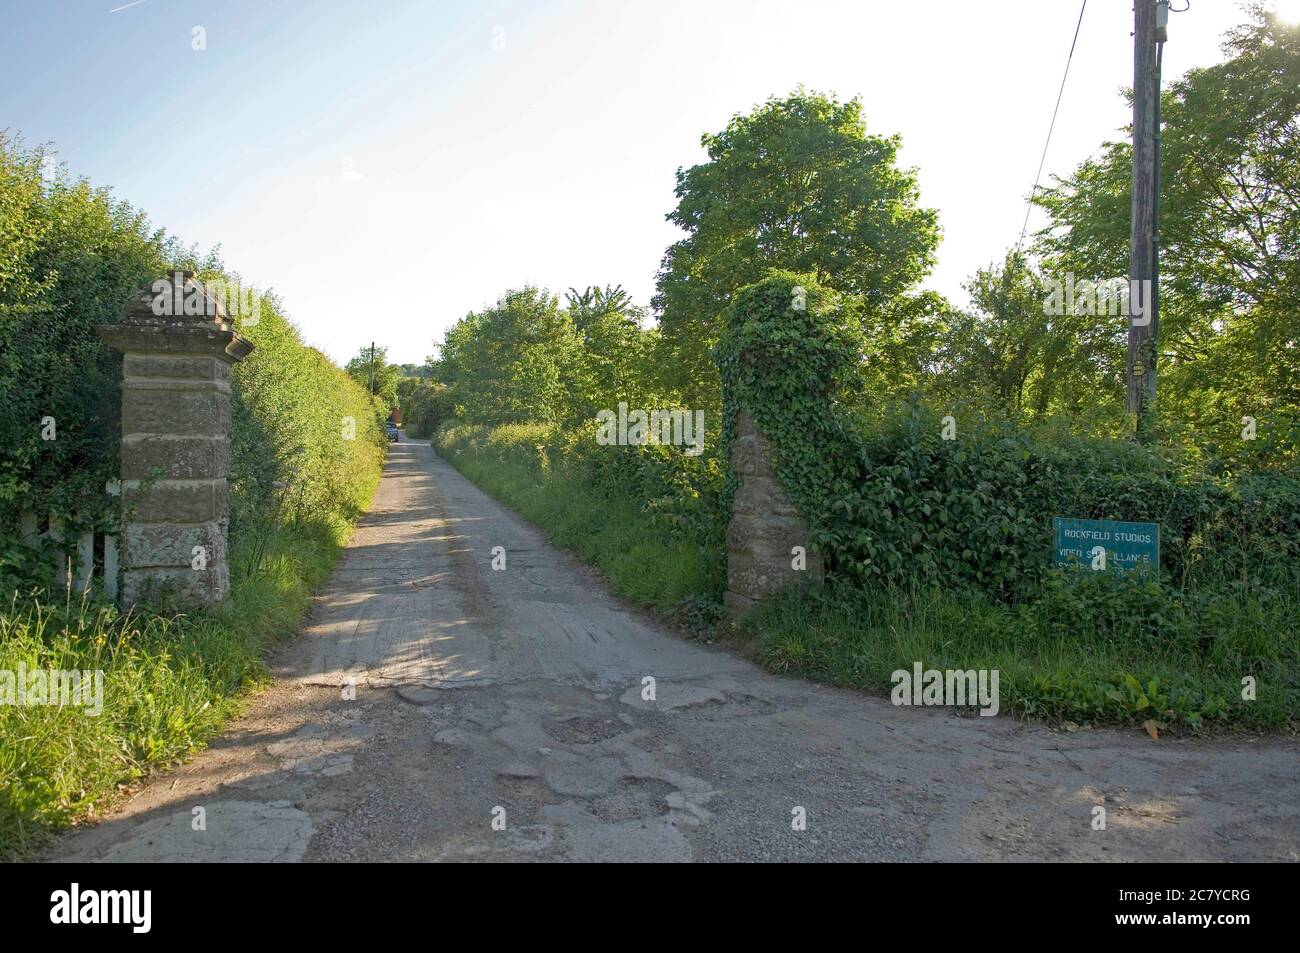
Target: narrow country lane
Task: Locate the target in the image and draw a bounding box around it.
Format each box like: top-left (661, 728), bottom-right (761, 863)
top-left (54, 440), bottom-right (1300, 862)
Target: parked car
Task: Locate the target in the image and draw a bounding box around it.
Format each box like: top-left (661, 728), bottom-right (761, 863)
top-left (385, 422), bottom-right (400, 442)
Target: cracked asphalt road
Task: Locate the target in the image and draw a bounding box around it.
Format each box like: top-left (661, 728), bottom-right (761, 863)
top-left (54, 439), bottom-right (1300, 862)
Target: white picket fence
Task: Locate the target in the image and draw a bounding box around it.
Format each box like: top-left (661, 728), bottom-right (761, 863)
top-left (17, 481), bottom-right (120, 601)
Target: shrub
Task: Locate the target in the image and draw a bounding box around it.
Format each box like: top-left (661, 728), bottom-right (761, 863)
top-left (719, 272), bottom-right (1300, 601)
top-left (1, 136), bottom-right (176, 586)
top-left (0, 135), bottom-right (386, 589)
top-left (720, 271), bottom-right (1298, 730)
top-left (400, 380), bottom-right (454, 438)
top-left (228, 297), bottom-right (386, 544)
top-left (0, 138), bottom-right (386, 854)
top-left (744, 574), bottom-right (1297, 731)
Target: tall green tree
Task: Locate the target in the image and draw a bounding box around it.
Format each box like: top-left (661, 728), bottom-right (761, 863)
top-left (436, 288), bottom-right (584, 426)
top-left (396, 378), bottom-right (454, 437)
top-left (934, 254), bottom-right (1125, 427)
top-left (345, 345), bottom-right (400, 410)
top-left (654, 90), bottom-right (940, 406)
top-left (564, 284), bottom-right (658, 411)
top-left (1035, 4), bottom-right (1299, 462)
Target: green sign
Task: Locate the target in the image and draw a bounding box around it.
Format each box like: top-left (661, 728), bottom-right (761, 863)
top-left (1052, 517), bottom-right (1159, 573)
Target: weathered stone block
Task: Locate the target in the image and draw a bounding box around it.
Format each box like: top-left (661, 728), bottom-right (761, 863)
top-left (730, 433), bottom-right (764, 476)
top-left (121, 434), bottom-right (229, 480)
top-left (723, 590), bottom-right (756, 615)
top-left (97, 272), bottom-right (253, 610)
top-left (732, 475), bottom-right (802, 519)
top-left (124, 354), bottom-right (231, 384)
top-left (726, 515), bottom-right (816, 560)
top-left (122, 520), bottom-right (227, 570)
top-left (122, 388), bottom-right (230, 437)
top-left (122, 479), bottom-right (228, 523)
top-left (121, 563), bottom-right (229, 606)
top-left (726, 546), bottom-right (818, 599)
top-left (725, 412), bottom-right (823, 613)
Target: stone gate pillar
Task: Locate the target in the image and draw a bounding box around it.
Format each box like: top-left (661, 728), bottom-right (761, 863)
top-left (97, 271), bottom-right (254, 607)
top-left (723, 411), bottom-right (823, 614)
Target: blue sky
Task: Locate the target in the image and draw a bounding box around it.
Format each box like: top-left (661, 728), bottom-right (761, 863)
top-left (0, 0), bottom-right (1272, 365)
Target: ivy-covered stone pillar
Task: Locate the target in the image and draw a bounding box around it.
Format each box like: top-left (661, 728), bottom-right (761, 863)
top-left (723, 411), bottom-right (824, 614)
top-left (97, 271), bottom-right (254, 607)
top-left (718, 273), bottom-right (852, 616)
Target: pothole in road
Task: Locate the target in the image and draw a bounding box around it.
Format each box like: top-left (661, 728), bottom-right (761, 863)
top-left (722, 691), bottom-right (777, 716)
top-left (544, 713), bottom-right (630, 745)
top-left (395, 684), bottom-right (442, 706)
top-left (583, 776), bottom-right (678, 822)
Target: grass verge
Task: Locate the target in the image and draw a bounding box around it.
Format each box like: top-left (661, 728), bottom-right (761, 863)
top-left (436, 423), bottom-right (1297, 734)
top-left (740, 571), bottom-right (1298, 732)
top-left (0, 496), bottom-right (376, 859)
top-left (435, 426), bottom-right (722, 614)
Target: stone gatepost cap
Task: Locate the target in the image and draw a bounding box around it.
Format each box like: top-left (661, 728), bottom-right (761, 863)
top-left (121, 270), bottom-right (228, 326)
top-left (97, 271), bottom-right (254, 363)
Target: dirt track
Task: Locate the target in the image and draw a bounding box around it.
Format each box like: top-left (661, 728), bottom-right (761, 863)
top-left (54, 439), bottom-right (1300, 862)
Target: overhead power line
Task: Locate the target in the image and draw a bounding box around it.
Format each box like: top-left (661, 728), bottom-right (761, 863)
top-left (1015, 0), bottom-right (1089, 256)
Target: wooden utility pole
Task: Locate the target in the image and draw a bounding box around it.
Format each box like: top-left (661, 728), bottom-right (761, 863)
top-left (369, 341), bottom-right (376, 396)
top-left (1128, 0), bottom-right (1165, 441)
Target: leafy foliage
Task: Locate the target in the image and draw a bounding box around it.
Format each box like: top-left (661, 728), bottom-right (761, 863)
top-left (932, 254), bottom-right (1126, 428)
top-left (654, 90), bottom-right (940, 407)
top-left (1033, 5), bottom-right (1300, 466)
top-left (721, 272), bottom-right (1300, 603)
top-left (0, 135), bottom-right (175, 566)
top-left (0, 135), bottom-right (385, 592)
top-left (0, 137), bottom-right (385, 853)
top-left (228, 299), bottom-right (386, 546)
top-left (397, 378), bottom-right (454, 438)
top-left (344, 344), bottom-right (401, 411)
top-left (436, 287), bottom-right (586, 426)
top-left (435, 423), bottom-right (725, 613)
